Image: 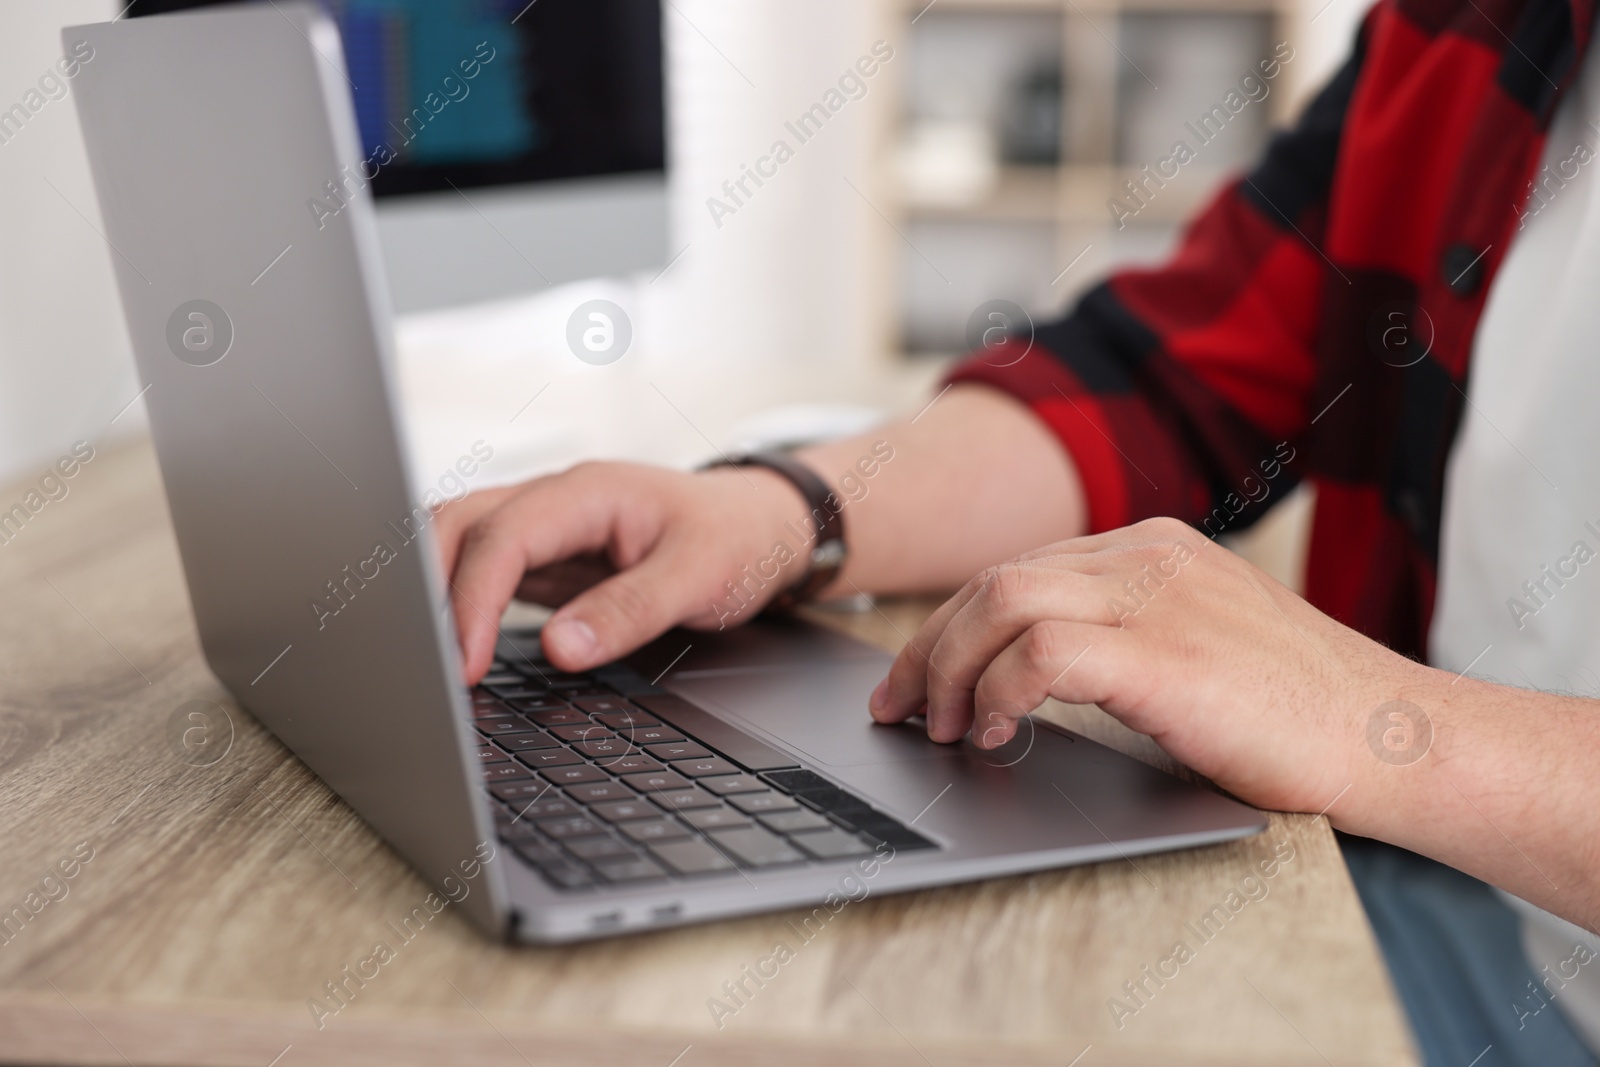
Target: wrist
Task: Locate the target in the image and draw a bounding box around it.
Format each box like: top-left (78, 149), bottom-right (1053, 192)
top-left (1335, 655), bottom-right (1520, 851)
top-left (1339, 665), bottom-right (1600, 919)
top-left (702, 451), bottom-right (848, 607)
top-left (696, 463), bottom-right (819, 605)
top-left (1327, 654), bottom-right (1446, 839)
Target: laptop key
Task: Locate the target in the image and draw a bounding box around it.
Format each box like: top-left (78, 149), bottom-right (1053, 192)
top-left (550, 723), bottom-right (614, 743)
top-left (644, 741), bottom-right (710, 761)
top-left (539, 764), bottom-right (611, 786)
top-left (476, 747), bottom-right (511, 765)
top-left (632, 694), bottom-right (801, 772)
top-left (501, 795), bottom-right (576, 820)
top-left (504, 660), bottom-right (552, 679)
top-left (482, 762), bottom-right (536, 784)
top-left (620, 818), bottom-right (691, 843)
top-left (669, 757), bottom-right (741, 779)
top-left (649, 787), bottom-right (721, 812)
top-left (526, 709), bottom-right (588, 727)
top-left (833, 809), bottom-right (897, 833)
top-left (707, 826), bottom-right (806, 868)
top-left (595, 857), bottom-right (668, 884)
top-left (762, 768), bottom-right (834, 794)
top-left (536, 815), bottom-right (608, 839)
top-left (565, 781), bottom-right (636, 805)
top-left (512, 840), bottom-right (564, 865)
top-left (490, 780), bottom-right (558, 803)
top-left (649, 837), bottom-right (736, 876)
top-left (797, 786), bottom-right (853, 810)
top-left (572, 695), bottom-right (643, 715)
top-left (590, 799), bottom-right (659, 823)
top-left (476, 717), bottom-right (536, 737)
top-left (622, 770), bottom-right (691, 794)
top-left (508, 698), bottom-right (568, 714)
top-left (496, 821), bottom-right (545, 841)
top-left (472, 703), bottom-right (515, 720)
top-left (605, 755), bottom-right (664, 775)
top-left (854, 821), bottom-right (938, 851)
top-left (789, 827), bottom-right (874, 859)
top-left (593, 710), bottom-right (662, 731)
top-left (574, 738), bottom-right (637, 760)
top-left (632, 725), bottom-right (685, 744)
top-left (728, 792), bottom-right (799, 815)
top-left (539, 862), bottom-right (596, 889)
top-left (698, 774), bottom-right (767, 796)
top-left (496, 732), bottom-right (560, 753)
top-left (494, 634), bottom-right (545, 666)
top-left (518, 748), bottom-right (583, 768)
top-left (757, 808), bottom-right (832, 834)
top-left (564, 835), bottom-right (639, 862)
top-left (484, 684), bottom-right (550, 701)
top-left (681, 807), bottom-right (751, 831)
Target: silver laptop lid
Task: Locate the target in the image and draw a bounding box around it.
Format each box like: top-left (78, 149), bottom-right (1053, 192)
top-left (67, 3), bottom-right (508, 934)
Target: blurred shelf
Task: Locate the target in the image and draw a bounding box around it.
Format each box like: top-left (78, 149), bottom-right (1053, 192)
top-left (903, 164), bottom-right (1060, 220)
top-left (1062, 163), bottom-right (1234, 223)
top-left (887, 0), bottom-right (1292, 357)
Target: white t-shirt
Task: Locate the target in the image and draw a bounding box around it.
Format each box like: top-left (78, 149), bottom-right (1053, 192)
top-left (1432, 39), bottom-right (1600, 1051)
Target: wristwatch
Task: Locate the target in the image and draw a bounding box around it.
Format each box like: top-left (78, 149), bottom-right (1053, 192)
top-left (706, 450), bottom-right (847, 609)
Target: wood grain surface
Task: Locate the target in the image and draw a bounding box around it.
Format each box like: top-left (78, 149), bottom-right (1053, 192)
top-left (0, 439), bottom-right (1417, 1066)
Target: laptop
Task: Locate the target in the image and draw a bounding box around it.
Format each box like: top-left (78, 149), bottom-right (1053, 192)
top-left (67, 2), bottom-right (1266, 943)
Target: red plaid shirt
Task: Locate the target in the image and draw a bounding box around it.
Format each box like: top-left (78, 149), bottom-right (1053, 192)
top-left (950, 0), bottom-right (1596, 660)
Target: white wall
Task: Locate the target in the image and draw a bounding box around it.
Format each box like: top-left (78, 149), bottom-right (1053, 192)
top-left (0, 0), bottom-right (133, 489)
top-left (655, 0), bottom-right (895, 373)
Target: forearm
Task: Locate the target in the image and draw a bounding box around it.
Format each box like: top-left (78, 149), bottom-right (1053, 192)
top-left (793, 384), bottom-right (1086, 597)
top-left (1343, 666), bottom-right (1600, 930)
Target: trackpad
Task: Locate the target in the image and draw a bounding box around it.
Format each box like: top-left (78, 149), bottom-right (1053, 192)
top-left (668, 658), bottom-right (965, 768)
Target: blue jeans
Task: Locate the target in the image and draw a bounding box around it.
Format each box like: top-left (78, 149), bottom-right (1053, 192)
top-left (1341, 836), bottom-right (1597, 1067)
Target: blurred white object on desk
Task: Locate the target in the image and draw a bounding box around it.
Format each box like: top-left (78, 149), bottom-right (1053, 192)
top-left (390, 278), bottom-right (945, 497)
top-left (726, 403), bottom-right (885, 454)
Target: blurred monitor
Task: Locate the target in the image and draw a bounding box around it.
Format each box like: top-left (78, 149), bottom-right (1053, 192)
top-left (129, 0), bottom-right (668, 310)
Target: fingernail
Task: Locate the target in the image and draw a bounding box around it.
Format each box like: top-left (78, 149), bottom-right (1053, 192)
top-left (544, 618), bottom-right (598, 665)
top-left (869, 679), bottom-right (888, 714)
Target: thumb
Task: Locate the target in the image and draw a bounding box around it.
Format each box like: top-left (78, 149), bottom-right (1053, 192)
top-left (541, 539), bottom-right (715, 670)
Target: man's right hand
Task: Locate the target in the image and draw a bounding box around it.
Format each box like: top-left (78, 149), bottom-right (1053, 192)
top-left (433, 461), bottom-right (812, 684)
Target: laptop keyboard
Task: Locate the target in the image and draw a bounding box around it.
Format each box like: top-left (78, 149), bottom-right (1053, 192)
top-left (472, 646), bottom-right (938, 891)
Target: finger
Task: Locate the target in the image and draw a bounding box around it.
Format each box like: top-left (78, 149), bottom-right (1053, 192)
top-left (874, 538), bottom-right (1148, 725)
top-left (450, 475), bottom-right (621, 682)
top-left (433, 485), bottom-right (519, 578)
top-left (922, 562), bottom-right (1117, 743)
top-left (542, 534), bottom-right (719, 671)
top-left (971, 620), bottom-right (1127, 748)
top-left (872, 571), bottom-right (990, 726)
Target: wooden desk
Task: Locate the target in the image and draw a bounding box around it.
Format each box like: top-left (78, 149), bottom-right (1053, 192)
top-left (0, 439), bottom-right (1416, 1067)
